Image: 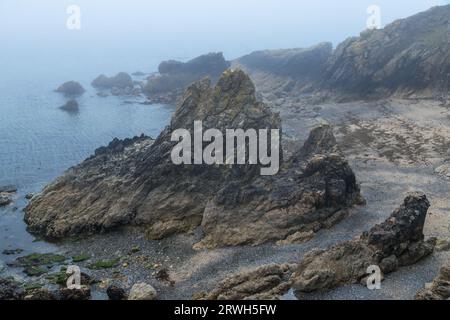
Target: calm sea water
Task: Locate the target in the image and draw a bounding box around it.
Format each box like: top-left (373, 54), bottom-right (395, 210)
top-left (0, 57), bottom-right (173, 258)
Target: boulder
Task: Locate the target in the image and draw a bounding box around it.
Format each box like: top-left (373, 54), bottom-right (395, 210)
top-left (128, 283), bottom-right (157, 300)
top-left (0, 194), bottom-right (12, 206)
top-left (0, 278), bottom-right (25, 300)
top-left (291, 193), bottom-right (435, 293)
top-left (195, 264), bottom-right (295, 300)
top-left (107, 285), bottom-right (127, 300)
top-left (55, 81), bottom-right (85, 97)
top-left (415, 265), bottom-right (450, 300)
top-left (58, 286), bottom-right (91, 300)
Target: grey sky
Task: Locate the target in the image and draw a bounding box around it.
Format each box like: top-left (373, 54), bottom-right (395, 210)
top-left (0, 0), bottom-right (447, 72)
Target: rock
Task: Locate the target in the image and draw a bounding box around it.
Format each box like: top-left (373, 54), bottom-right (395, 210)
top-left (0, 278), bottom-right (25, 300)
top-left (2, 249), bottom-right (24, 255)
top-left (59, 100), bottom-right (79, 112)
top-left (319, 5), bottom-right (450, 99)
top-left (0, 185), bottom-right (17, 193)
top-left (291, 192), bottom-right (435, 293)
top-left (59, 286), bottom-right (91, 300)
top-left (25, 70), bottom-right (362, 248)
top-left (0, 194), bottom-right (13, 206)
top-left (128, 282), bottom-right (157, 300)
top-left (55, 81), bottom-right (85, 97)
top-left (24, 288), bottom-right (57, 300)
top-left (196, 264), bottom-right (296, 300)
top-left (92, 72), bottom-right (133, 90)
top-left (416, 266), bottom-right (450, 300)
top-left (435, 238), bottom-right (450, 252)
top-left (144, 52), bottom-right (231, 104)
top-left (25, 193), bottom-right (34, 200)
top-left (107, 285), bottom-right (127, 300)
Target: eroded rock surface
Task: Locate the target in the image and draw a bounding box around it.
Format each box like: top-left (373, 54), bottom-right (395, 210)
top-left (415, 265), bottom-right (450, 300)
top-left (195, 264), bottom-right (296, 300)
top-left (291, 193), bottom-right (435, 293)
top-left (25, 70), bottom-right (361, 248)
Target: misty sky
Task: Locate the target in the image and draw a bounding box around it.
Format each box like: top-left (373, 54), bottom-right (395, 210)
top-left (0, 0), bottom-right (448, 74)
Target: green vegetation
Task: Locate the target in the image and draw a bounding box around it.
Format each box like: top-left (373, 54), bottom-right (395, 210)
top-left (87, 258), bottom-right (120, 270)
top-left (13, 253), bottom-right (66, 267)
top-left (24, 266), bottom-right (48, 277)
top-left (72, 253), bottom-right (91, 263)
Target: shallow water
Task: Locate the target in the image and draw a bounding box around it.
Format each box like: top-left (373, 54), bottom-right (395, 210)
top-left (0, 68), bottom-right (172, 263)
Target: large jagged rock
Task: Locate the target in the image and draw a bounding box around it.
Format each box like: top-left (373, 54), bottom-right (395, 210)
top-left (291, 193), bottom-right (435, 293)
top-left (195, 125), bottom-right (363, 248)
top-left (195, 264), bottom-right (296, 300)
top-left (25, 70), bottom-right (362, 248)
top-left (144, 52), bottom-right (231, 104)
top-left (55, 81), bottom-right (85, 97)
top-left (415, 265), bottom-right (450, 300)
top-left (319, 5), bottom-right (450, 99)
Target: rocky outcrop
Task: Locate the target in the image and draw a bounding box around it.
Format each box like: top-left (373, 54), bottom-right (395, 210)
top-left (319, 5), bottom-right (450, 100)
top-left (415, 265), bottom-right (450, 300)
top-left (291, 193), bottom-right (435, 293)
top-left (0, 186), bottom-right (15, 206)
top-left (0, 278), bottom-right (25, 300)
top-left (55, 81), bottom-right (85, 97)
top-left (144, 52), bottom-right (231, 104)
top-left (235, 5), bottom-right (450, 101)
top-left (235, 43), bottom-right (332, 94)
top-left (195, 264), bottom-right (296, 300)
top-left (92, 72), bottom-right (133, 89)
top-left (59, 100), bottom-right (79, 113)
top-left (25, 70), bottom-right (362, 248)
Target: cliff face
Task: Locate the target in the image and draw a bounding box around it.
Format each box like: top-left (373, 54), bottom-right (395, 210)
top-left (320, 5), bottom-right (450, 99)
top-left (144, 52), bottom-right (231, 104)
top-left (25, 70), bottom-right (362, 247)
top-left (236, 5), bottom-right (450, 100)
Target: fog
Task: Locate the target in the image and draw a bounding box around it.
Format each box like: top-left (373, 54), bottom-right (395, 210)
top-left (0, 0), bottom-right (447, 76)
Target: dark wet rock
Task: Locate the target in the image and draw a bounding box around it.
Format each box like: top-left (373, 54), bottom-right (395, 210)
top-left (25, 70), bottom-right (362, 248)
top-left (24, 288), bottom-right (57, 300)
top-left (2, 249), bottom-right (24, 255)
top-left (107, 285), bottom-right (127, 300)
top-left (196, 264), bottom-right (296, 300)
top-left (415, 265), bottom-right (450, 300)
top-left (59, 100), bottom-right (79, 112)
top-left (144, 52), bottom-right (231, 104)
top-left (0, 185), bottom-right (17, 193)
top-left (291, 193), bottom-right (435, 293)
top-left (0, 278), bottom-right (25, 300)
top-left (25, 193), bottom-right (34, 200)
top-left (59, 286), bottom-right (91, 300)
top-left (55, 81), bottom-right (85, 97)
top-left (0, 194), bottom-right (13, 206)
top-left (92, 72), bottom-right (133, 90)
